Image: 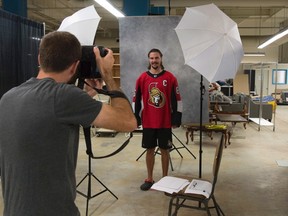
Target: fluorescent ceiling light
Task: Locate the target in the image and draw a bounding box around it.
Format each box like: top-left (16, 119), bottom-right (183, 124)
top-left (244, 52), bottom-right (265, 57)
top-left (94, 0), bottom-right (125, 18)
top-left (258, 28), bottom-right (288, 49)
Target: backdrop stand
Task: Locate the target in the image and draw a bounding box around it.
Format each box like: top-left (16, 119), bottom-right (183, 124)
top-left (171, 132), bottom-right (196, 159)
top-left (136, 131), bottom-right (196, 163)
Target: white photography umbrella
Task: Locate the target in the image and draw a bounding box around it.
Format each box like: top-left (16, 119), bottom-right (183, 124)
top-left (58, 5), bottom-right (101, 45)
top-left (175, 3), bottom-right (244, 178)
top-left (175, 3), bottom-right (243, 82)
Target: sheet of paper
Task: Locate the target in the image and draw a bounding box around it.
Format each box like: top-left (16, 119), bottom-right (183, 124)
top-left (184, 179), bottom-right (212, 198)
top-left (249, 118), bottom-right (273, 126)
top-left (151, 176), bottom-right (190, 194)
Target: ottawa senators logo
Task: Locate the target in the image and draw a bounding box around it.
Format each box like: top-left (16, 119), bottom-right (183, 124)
top-left (148, 83), bottom-right (165, 108)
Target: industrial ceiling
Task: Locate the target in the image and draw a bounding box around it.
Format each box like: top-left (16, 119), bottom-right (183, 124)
top-left (2, 0), bottom-right (288, 48)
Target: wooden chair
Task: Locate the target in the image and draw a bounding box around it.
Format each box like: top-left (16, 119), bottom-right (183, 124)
top-left (166, 135), bottom-right (225, 216)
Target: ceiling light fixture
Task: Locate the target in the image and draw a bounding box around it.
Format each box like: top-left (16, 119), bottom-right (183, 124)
top-left (244, 52), bottom-right (266, 57)
top-left (258, 28), bottom-right (288, 49)
top-left (94, 0), bottom-right (125, 18)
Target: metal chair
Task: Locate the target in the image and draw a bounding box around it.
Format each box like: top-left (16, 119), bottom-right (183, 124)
top-left (166, 135), bottom-right (225, 216)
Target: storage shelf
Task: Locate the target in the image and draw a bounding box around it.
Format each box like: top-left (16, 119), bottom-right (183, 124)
top-left (113, 53), bottom-right (120, 88)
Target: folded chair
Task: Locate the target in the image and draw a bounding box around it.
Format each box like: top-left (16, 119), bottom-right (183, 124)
top-left (166, 135), bottom-right (225, 216)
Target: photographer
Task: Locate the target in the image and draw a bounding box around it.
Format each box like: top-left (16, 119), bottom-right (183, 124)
top-left (0, 31), bottom-right (136, 216)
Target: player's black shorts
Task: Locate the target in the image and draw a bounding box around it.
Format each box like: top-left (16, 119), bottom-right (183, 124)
top-left (142, 128), bottom-right (172, 149)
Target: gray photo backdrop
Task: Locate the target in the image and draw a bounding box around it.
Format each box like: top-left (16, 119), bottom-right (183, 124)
top-left (119, 16), bottom-right (209, 124)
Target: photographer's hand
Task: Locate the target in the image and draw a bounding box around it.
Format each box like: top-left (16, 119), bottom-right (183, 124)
top-left (84, 79), bottom-right (103, 97)
top-left (94, 47), bottom-right (117, 91)
top-left (92, 46), bottom-right (137, 132)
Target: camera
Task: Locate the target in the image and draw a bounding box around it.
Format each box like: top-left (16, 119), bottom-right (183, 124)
top-left (78, 46), bottom-right (108, 79)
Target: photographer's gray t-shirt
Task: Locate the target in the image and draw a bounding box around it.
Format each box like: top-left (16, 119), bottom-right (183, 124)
top-left (0, 77), bottom-right (102, 216)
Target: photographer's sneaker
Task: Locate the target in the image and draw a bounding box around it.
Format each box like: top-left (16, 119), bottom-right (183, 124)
top-left (140, 179), bottom-right (154, 191)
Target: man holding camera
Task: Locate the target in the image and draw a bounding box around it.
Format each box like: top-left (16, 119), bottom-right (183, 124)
top-left (0, 31), bottom-right (136, 216)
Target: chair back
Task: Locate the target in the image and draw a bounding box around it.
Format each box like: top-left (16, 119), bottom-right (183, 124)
top-left (210, 134), bottom-right (224, 195)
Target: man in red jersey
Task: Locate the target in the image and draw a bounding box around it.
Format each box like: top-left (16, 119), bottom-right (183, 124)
top-left (132, 48), bottom-right (182, 191)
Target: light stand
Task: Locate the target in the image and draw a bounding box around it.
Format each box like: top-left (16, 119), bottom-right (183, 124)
top-left (75, 78), bottom-right (133, 215)
top-left (199, 75), bottom-right (205, 178)
top-left (76, 127), bottom-right (118, 216)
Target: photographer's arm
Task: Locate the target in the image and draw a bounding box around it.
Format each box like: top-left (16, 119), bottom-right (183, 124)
top-left (91, 47), bottom-right (137, 132)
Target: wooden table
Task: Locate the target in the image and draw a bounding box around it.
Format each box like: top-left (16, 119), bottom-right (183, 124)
top-left (183, 124), bottom-right (232, 148)
top-left (216, 114), bottom-right (248, 128)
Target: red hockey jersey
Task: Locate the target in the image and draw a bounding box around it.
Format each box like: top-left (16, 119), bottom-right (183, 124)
top-left (132, 70), bottom-right (182, 128)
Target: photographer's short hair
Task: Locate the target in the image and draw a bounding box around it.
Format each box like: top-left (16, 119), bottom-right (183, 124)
top-left (39, 31), bottom-right (81, 73)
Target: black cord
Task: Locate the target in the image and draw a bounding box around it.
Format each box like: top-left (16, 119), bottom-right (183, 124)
top-left (84, 126), bottom-right (133, 159)
top-left (84, 80), bottom-right (127, 99)
top-left (92, 133), bottom-right (133, 159)
top-left (83, 81), bottom-right (133, 159)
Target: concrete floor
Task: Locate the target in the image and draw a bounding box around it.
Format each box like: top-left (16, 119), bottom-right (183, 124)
top-left (1, 106), bottom-right (288, 215)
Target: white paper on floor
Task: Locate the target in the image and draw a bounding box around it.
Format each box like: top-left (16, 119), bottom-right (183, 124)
top-left (276, 160), bottom-right (288, 167)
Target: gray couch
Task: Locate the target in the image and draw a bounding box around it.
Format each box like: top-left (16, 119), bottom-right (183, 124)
top-left (210, 93), bottom-right (247, 114)
top-left (210, 93), bottom-right (274, 121)
top-left (249, 99), bottom-right (273, 121)
top-left (220, 102), bottom-right (246, 113)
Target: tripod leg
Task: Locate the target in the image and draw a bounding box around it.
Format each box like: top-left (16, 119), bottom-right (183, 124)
top-left (85, 197), bottom-right (89, 216)
top-left (85, 169), bottom-right (92, 216)
top-left (169, 153), bottom-right (174, 171)
top-left (77, 154), bottom-right (118, 216)
top-left (136, 149), bottom-right (147, 161)
top-left (76, 173), bottom-right (89, 188)
top-left (171, 143), bottom-right (183, 158)
top-left (172, 132), bottom-right (196, 159)
top-left (92, 174), bottom-right (118, 200)
top-left (79, 126), bottom-right (120, 215)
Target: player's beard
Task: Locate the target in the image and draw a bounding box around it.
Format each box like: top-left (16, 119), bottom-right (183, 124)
top-left (151, 62), bottom-right (160, 70)
top-left (152, 65), bottom-right (158, 70)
